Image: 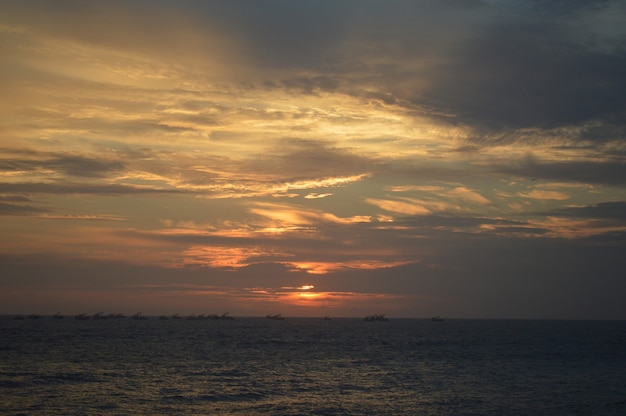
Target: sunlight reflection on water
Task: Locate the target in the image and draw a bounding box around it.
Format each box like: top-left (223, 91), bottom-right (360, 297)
top-left (1, 317), bottom-right (625, 415)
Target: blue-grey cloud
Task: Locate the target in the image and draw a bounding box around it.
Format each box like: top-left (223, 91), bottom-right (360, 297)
top-left (0, 182), bottom-right (181, 195)
top-left (0, 149), bottom-right (126, 178)
top-left (546, 201), bottom-right (626, 221)
top-left (496, 158), bottom-right (626, 185)
top-left (0, 202), bottom-right (46, 215)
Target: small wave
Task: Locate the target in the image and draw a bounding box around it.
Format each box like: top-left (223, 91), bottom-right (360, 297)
top-left (0, 379), bottom-right (25, 388)
top-left (38, 372), bottom-right (101, 385)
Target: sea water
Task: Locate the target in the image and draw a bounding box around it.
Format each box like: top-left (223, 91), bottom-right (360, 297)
top-left (1, 317), bottom-right (625, 415)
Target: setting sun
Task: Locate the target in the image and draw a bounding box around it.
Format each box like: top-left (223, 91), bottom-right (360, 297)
top-left (1, 0), bottom-right (625, 320)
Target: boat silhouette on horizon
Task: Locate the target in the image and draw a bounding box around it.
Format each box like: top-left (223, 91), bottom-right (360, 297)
top-left (364, 314), bottom-right (388, 322)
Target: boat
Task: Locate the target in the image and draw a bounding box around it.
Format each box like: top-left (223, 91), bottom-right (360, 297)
top-left (266, 314), bottom-right (285, 320)
top-left (52, 312), bottom-right (64, 319)
top-left (131, 312), bottom-right (148, 320)
top-left (323, 315), bottom-right (332, 320)
top-left (364, 314), bottom-right (388, 322)
top-left (431, 316), bottom-right (444, 322)
top-left (75, 313), bottom-right (90, 320)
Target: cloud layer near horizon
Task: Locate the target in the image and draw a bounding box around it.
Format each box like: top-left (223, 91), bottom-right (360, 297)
top-left (1, 1), bottom-right (625, 318)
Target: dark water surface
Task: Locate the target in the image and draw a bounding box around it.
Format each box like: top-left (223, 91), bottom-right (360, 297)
top-left (1, 317), bottom-right (625, 415)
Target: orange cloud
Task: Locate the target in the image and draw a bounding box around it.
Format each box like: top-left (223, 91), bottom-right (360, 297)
top-left (366, 198), bottom-right (432, 216)
top-left (304, 193), bottom-right (333, 199)
top-left (286, 259), bottom-right (414, 275)
top-left (178, 245), bottom-right (288, 269)
top-left (249, 201), bottom-right (373, 228)
top-left (243, 285), bottom-right (410, 309)
top-left (529, 216), bottom-right (626, 239)
top-left (520, 190), bottom-right (570, 200)
top-left (447, 187), bottom-right (491, 205)
top-left (388, 185), bottom-right (445, 192)
top-left (38, 214), bottom-right (127, 221)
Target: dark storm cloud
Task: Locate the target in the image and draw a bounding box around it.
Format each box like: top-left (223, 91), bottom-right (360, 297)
top-left (188, 0), bottom-right (352, 69)
top-left (7, 1), bottom-right (625, 136)
top-left (415, 1), bottom-right (626, 131)
top-left (193, 0), bottom-right (626, 138)
top-left (211, 0), bottom-right (626, 134)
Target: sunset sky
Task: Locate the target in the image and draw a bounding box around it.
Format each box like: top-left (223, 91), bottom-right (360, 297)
top-left (2, 0), bottom-right (626, 319)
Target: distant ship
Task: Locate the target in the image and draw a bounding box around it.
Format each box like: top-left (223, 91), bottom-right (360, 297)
top-left (431, 316), bottom-right (444, 322)
top-left (217, 312), bottom-right (234, 320)
top-left (266, 314), bottom-right (285, 320)
top-left (364, 314), bottom-right (389, 322)
top-left (93, 312), bottom-right (108, 320)
top-left (131, 312), bottom-right (148, 320)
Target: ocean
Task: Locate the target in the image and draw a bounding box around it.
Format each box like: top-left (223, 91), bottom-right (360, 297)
top-left (1, 316), bottom-right (625, 415)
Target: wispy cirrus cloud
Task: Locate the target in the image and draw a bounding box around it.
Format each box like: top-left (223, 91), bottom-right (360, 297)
top-left (0, 201), bottom-right (46, 215)
top-left (38, 214), bottom-right (127, 221)
top-left (519, 190), bottom-right (571, 201)
top-left (2, 1), bottom-right (626, 318)
top-left (0, 149), bottom-right (126, 178)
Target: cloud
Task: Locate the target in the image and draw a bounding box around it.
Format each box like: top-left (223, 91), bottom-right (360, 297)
top-left (0, 149), bottom-right (126, 178)
top-left (528, 216), bottom-right (626, 239)
top-left (367, 186), bottom-right (492, 217)
top-left (0, 182), bottom-right (180, 195)
top-left (0, 201), bottom-right (46, 215)
top-left (545, 201), bottom-right (626, 221)
top-left (1, 1), bottom-right (626, 319)
top-left (248, 201), bottom-right (373, 227)
top-left (304, 193), bottom-right (333, 199)
top-left (37, 214), bottom-right (127, 221)
top-left (389, 185), bottom-right (445, 193)
top-left (417, 2), bottom-right (626, 131)
top-left (447, 187), bottom-right (491, 205)
top-left (366, 198), bottom-right (432, 216)
top-left (519, 190), bottom-right (571, 201)
top-left (5, 0), bottom-right (626, 137)
top-left (496, 159), bottom-right (626, 185)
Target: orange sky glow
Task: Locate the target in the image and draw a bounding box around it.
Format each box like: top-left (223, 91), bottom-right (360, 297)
top-left (1, 1), bottom-right (626, 319)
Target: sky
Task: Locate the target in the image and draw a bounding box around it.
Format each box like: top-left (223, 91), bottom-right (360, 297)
top-left (1, 0), bottom-right (626, 319)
